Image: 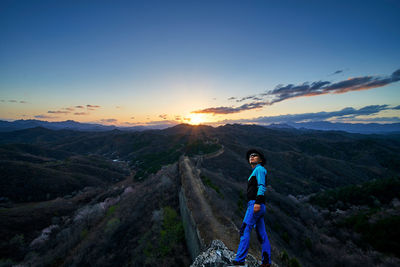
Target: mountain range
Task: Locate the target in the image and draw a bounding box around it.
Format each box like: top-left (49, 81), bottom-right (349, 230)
top-left (1, 119), bottom-right (400, 134)
top-left (0, 124), bottom-right (399, 266)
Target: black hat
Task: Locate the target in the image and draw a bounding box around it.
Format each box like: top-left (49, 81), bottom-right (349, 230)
top-left (246, 149), bottom-right (266, 166)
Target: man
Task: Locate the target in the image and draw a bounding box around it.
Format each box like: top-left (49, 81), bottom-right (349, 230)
top-left (232, 149), bottom-right (271, 267)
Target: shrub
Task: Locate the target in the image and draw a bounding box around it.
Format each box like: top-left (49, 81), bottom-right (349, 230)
top-left (80, 228), bottom-right (88, 240)
top-left (105, 218), bottom-right (120, 234)
top-left (280, 250), bottom-right (289, 263)
top-left (9, 234), bottom-right (24, 247)
top-left (237, 191), bottom-right (245, 213)
top-left (0, 259), bottom-right (14, 267)
top-left (282, 231), bottom-right (290, 244)
top-left (289, 257), bottom-right (301, 267)
top-left (201, 174), bottom-right (224, 198)
top-left (304, 237), bottom-right (312, 251)
top-left (310, 177), bottom-right (400, 209)
top-left (106, 204), bottom-right (118, 217)
top-left (159, 206), bottom-right (184, 257)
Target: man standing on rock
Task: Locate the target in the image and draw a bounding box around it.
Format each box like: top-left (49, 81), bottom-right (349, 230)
top-left (232, 149), bottom-right (271, 267)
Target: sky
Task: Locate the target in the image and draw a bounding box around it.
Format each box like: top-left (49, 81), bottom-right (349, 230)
top-left (1, 0), bottom-right (400, 127)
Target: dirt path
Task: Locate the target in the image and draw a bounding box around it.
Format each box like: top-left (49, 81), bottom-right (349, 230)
top-left (180, 156), bottom-right (237, 250)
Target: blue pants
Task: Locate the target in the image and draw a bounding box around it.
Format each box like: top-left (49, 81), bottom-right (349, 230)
top-left (234, 200), bottom-right (271, 264)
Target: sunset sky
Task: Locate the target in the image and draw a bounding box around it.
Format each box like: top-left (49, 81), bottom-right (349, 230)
top-left (1, 0), bottom-right (400, 127)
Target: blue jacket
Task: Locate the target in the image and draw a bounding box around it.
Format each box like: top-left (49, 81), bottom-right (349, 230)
top-left (247, 164), bottom-right (267, 204)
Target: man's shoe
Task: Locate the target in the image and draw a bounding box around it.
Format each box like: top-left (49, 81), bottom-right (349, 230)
top-left (231, 260), bottom-right (245, 266)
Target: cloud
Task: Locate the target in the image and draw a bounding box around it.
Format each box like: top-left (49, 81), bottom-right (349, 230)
top-left (100, 118), bottom-right (118, 123)
top-left (63, 107), bottom-right (75, 111)
top-left (35, 114), bottom-right (57, 119)
top-left (236, 95), bottom-right (262, 102)
top-left (175, 115), bottom-right (181, 121)
top-left (159, 114), bottom-right (168, 120)
top-left (130, 116), bottom-right (135, 119)
top-left (213, 105), bottom-right (399, 125)
top-left (334, 116), bottom-right (400, 123)
top-left (86, 104), bottom-right (101, 110)
top-left (75, 105), bottom-right (85, 109)
top-left (332, 70), bottom-right (343, 75)
top-left (228, 97), bottom-right (236, 100)
top-left (142, 120), bottom-right (179, 126)
top-left (267, 68), bottom-right (400, 105)
top-left (74, 112), bottom-right (89, 115)
top-left (126, 120), bottom-right (179, 128)
top-left (192, 101), bottom-right (266, 115)
top-left (194, 68), bottom-right (400, 115)
top-left (48, 110), bottom-right (70, 114)
top-left (2, 99), bottom-right (28, 104)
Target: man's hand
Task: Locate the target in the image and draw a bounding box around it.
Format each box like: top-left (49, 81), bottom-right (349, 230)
top-left (253, 203), bottom-right (261, 213)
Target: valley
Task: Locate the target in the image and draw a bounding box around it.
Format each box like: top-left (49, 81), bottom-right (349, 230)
top-left (1, 124), bottom-right (399, 266)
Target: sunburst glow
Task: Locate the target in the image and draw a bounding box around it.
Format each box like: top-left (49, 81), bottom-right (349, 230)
top-left (188, 113), bottom-right (206, 125)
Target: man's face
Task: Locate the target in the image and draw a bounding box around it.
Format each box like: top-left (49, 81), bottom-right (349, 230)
top-left (249, 153), bottom-right (261, 165)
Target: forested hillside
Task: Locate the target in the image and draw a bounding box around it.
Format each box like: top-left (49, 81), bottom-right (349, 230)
top-left (1, 124), bottom-right (399, 266)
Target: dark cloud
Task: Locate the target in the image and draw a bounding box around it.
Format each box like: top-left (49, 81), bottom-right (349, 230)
top-left (146, 120), bottom-right (177, 125)
top-left (175, 115), bottom-right (181, 121)
top-left (192, 101), bottom-right (266, 115)
top-left (100, 118), bottom-right (117, 123)
top-left (228, 97), bottom-right (236, 100)
top-left (35, 114), bottom-right (57, 119)
top-left (236, 95), bottom-right (263, 102)
top-left (194, 68), bottom-right (400, 115)
top-left (48, 110), bottom-right (70, 114)
top-left (159, 114), bottom-right (168, 120)
top-left (269, 68), bottom-right (400, 104)
top-left (63, 107), bottom-right (75, 111)
top-left (75, 105), bottom-right (84, 109)
top-left (217, 105), bottom-right (398, 124)
top-left (74, 112), bottom-right (88, 115)
top-left (130, 116), bottom-right (135, 119)
top-left (335, 116), bottom-right (400, 123)
top-left (86, 104), bottom-right (101, 110)
top-left (3, 99), bottom-right (28, 104)
top-left (236, 95), bottom-right (259, 102)
top-left (130, 120), bottom-right (179, 127)
top-left (332, 70), bottom-right (343, 75)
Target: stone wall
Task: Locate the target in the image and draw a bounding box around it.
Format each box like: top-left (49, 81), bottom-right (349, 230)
top-left (179, 187), bottom-right (205, 261)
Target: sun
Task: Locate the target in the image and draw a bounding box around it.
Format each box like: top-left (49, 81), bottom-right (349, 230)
top-left (188, 113), bottom-right (206, 125)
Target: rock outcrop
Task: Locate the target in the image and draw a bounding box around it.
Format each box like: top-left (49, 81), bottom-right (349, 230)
top-left (190, 240), bottom-right (259, 267)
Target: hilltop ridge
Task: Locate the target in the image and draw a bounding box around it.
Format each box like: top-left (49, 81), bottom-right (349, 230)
top-left (0, 124), bottom-right (399, 266)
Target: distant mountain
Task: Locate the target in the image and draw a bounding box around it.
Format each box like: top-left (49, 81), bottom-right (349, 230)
top-left (267, 121), bottom-right (400, 134)
top-left (0, 119), bottom-right (117, 132)
top-left (2, 119), bottom-right (400, 134)
top-left (0, 119), bottom-right (155, 132)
